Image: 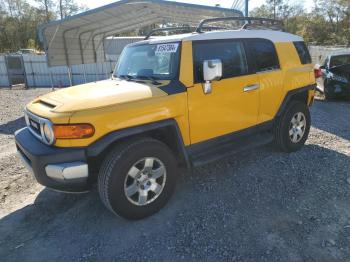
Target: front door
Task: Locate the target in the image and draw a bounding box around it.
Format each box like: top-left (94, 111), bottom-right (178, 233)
top-left (188, 39), bottom-right (259, 144)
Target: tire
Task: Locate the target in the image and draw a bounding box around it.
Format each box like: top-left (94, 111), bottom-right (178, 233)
top-left (98, 138), bottom-right (178, 220)
top-left (274, 101), bottom-right (311, 153)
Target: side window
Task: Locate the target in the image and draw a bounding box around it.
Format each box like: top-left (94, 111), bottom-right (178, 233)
top-left (193, 40), bottom-right (248, 83)
top-left (293, 41), bottom-right (312, 64)
top-left (248, 40), bottom-right (280, 72)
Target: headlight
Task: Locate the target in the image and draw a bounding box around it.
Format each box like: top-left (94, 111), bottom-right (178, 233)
top-left (43, 122), bottom-right (55, 145)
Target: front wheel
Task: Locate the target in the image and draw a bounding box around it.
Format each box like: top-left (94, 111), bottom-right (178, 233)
top-left (274, 101), bottom-right (311, 152)
top-left (98, 138), bottom-right (178, 220)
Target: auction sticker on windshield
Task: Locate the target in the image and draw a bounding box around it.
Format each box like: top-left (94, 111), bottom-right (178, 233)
top-left (155, 43), bottom-right (179, 54)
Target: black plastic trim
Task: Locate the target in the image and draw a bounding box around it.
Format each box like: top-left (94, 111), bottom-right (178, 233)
top-left (158, 80), bottom-right (187, 95)
top-left (276, 84), bottom-right (316, 117)
top-left (15, 127), bottom-right (90, 192)
top-left (86, 119), bottom-right (191, 169)
top-left (187, 120), bottom-right (273, 165)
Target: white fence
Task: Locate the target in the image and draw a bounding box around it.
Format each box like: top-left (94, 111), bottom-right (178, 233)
top-left (0, 37), bottom-right (142, 88)
top-left (309, 45), bottom-right (350, 64)
top-left (0, 54), bottom-right (117, 88)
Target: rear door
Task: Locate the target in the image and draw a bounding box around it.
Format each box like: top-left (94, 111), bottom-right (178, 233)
top-left (188, 39), bottom-right (260, 144)
top-left (246, 39), bottom-right (283, 124)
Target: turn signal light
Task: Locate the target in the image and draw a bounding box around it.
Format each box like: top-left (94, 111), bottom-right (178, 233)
top-left (53, 124), bottom-right (95, 139)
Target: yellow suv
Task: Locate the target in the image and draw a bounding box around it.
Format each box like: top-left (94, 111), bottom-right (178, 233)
top-left (15, 18), bottom-right (316, 219)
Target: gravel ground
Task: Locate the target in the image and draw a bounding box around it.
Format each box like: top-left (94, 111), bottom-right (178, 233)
top-left (0, 88), bottom-right (349, 262)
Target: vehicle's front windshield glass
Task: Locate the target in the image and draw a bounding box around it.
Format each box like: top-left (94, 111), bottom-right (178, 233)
top-left (114, 42), bottom-right (180, 80)
top-left (330, 55), bottom-right (350, 68)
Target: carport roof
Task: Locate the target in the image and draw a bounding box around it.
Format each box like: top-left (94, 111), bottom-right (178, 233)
top-left (39, 0), bottom-right (242, 67)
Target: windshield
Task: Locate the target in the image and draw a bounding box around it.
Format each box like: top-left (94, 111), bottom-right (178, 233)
top-left (114, 42), bottom-right (180, 80)
top-left (330, 54), bottom-right (350, 68)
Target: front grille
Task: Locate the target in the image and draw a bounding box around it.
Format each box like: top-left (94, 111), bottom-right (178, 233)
top-left (25, 109), bottom-right (44, 142)
top-left (28, 118), bottom-right (41, 136)
top-left (24, 108), bottom-right (54, 145)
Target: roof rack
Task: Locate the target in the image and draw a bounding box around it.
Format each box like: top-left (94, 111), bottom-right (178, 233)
top-left (196, 17), bottom-right (283, 33)
top-left (144, 26), bottom-right (227, 40)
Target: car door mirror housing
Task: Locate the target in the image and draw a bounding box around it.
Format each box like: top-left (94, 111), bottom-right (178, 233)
top-left (203, 59), bottom-right (222, 81)
top-left (202, 59), bottom-right (222, 94)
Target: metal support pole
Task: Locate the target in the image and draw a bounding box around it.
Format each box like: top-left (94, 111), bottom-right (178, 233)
top-left (4, 56), bottom-right (10, 87)
top-left (83, 64), bottom-right (87, 83)
top-left (104, 63), bottom-right (108, 79)
top-left (29, 59), bottom-right (36, 88)
top-left (67, 66), bottom-right (73, 86)
top-left (245, 0), bottom-right (249, 17)
top-left (95, 64), bottom-right (99, 82)
top-left (49, 68), bottom-right (54, 90)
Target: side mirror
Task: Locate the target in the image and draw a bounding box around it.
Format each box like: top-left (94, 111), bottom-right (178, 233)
top-left (203, 59), bottom-right (222, 94)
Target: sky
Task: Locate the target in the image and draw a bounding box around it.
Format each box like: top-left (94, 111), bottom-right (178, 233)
top-left (81, 0), bottom-right (314, 12)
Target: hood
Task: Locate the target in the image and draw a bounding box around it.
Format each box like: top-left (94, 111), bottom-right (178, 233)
top-left (31, 79), bottom-right (168, 113)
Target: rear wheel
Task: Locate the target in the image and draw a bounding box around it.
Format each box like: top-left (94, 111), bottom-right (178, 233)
top-left (274, 101), bottom-right (311, 152)
top-left (98, 138), bottom-right (178, 220)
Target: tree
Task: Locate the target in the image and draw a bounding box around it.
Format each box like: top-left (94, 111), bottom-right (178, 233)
top-left (266, 0), bottom-right (283, 19)
top-left (35, 0), bottom-right (55, 22)
top-left (58, 0), bottom-right (87, 20)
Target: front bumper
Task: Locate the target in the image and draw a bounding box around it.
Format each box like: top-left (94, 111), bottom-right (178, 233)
top-left (15, 127), bottom-right (91, 192)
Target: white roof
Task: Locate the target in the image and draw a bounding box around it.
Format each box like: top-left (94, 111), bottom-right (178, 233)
top-left (143, 29), bottom-right (303, 44)
top-left (39, 0), bottom-right (242, 67)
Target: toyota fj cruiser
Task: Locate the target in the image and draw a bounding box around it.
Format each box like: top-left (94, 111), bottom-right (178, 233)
top-left (15, 17), bottom-right (316, 219)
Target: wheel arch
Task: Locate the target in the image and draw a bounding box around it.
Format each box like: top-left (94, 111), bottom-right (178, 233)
top-left (276, 84), bottom-right (316, 118)
top-left (86, 119), bottom-right (191, 175)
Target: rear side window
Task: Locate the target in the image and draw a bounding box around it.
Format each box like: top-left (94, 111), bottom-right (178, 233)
top-left (293, 41), bottom-right (312, 64)
top-left (248, 39), bottom-right (280, 72)
top-left (193, 40), bottom-right (248, 83)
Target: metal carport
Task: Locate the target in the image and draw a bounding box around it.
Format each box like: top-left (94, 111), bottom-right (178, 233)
top-left (39, 0), bottom-right (242, 67)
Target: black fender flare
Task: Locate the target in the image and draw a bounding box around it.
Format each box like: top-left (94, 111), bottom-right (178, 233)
top-left (276, 84), bottom-right (316, 118)
top-left (86, 119), bottom-right (191, 170)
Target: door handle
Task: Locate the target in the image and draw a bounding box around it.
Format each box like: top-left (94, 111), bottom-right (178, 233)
top-left (243, 84), bottom-right (260, 92)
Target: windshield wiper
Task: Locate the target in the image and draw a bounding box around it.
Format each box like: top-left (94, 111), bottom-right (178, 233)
top-left (119, 74), bottom-right (147, 84)
top-left (118, 75), bottom-right (134, 81)
top-left (136, 75), bottom-right (162, 85)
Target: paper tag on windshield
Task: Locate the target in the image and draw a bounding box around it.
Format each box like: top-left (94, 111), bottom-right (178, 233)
top-left (155, 43), bottom-right (179, 54)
